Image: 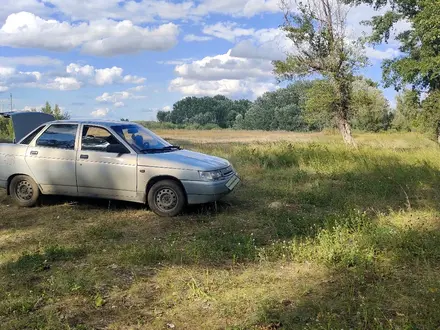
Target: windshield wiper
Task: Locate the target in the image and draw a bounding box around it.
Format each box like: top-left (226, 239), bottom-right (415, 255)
top-left (140, 145), bottom-right (182, 153)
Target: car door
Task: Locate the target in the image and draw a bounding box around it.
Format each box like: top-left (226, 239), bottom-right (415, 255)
top-left (76, 125), bottom-right (138, 201)
top-left (26, 123), bottom-right (79, 196)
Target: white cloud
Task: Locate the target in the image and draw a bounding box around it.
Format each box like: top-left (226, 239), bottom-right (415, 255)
top-left (0, 12), bottom-right (180, 56)
top-left (202, 22), bottom-right (254, 42)
top-left (174, 50), bottom-right (273, 81)
top-left (91, 108), bottom-right (110, 118)
top-left (127, 85), bottom-right (147, 92)
top-left (67, 63), bottom-right (95, 77)
top-left (45, 77), bottom-right (82, 91)
top-left (184, 34), bottom-right (213, 42)
top-left (26, 0), bottom-right (280, 24)
top-left (193, 0), bottom-right (280, 18)
top-left (170, 77), bottom-right (276, 98)
top-left (169, 50), bottom-right (277, 99)
top-left (162, 105), bottom-right (172, 111)
top-left (231, 29), bottom-right (293, 61)
top-left (95, 67), bottom-right (124, 86)
top-left (365, 46), bottom-right (401, 61)
top-left (0, 56), bottom-right (63, 67)
top-left (67, 63), bottom-right (146, 86)
top-left (96, 88), bottom-right (147, 107)
top-left (0, 66), bottom-right (43, 90)
top-left (0, 0), bottom-right (51, 21)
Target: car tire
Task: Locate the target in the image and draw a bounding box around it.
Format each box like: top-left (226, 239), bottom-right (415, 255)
top-left (148, 180), bottom-right (186, 217)
top-left (9, 175), bottom-right (40, 207)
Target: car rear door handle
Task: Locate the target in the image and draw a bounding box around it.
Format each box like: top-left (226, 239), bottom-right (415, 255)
top-left (80, 154), bottom-right (89, 160)
top-left (30, 151), bottom-right (38, 155)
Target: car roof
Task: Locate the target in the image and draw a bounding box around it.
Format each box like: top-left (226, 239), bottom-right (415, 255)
top-left (48, 120), bottom-right (139, 127)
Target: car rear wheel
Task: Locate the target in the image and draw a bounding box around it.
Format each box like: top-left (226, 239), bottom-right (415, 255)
top-left (9, 175), bottom-right (40, 207)
top-left (148, 180), bottom-right (186, 217)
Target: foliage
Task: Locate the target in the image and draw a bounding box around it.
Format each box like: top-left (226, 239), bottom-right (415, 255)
top-left (420, 91), bottom-right (440, 142)
top-left (350, 78), bottom-right (393, 131)
top-left (0, 117), bottom-right (13, 141)
top-left (163, 95), bottom-right (251, 128)
top-left (243, 81), bottom-right (313, 131)
top-left (274, 0), bottom-right (367, 145)
top-left (42, 102), bottom-right (70, 120)
top-left (306, 78), bottom-right (392, 131)
top-left (345, 0), bottom-right (440, 93)
top-left (346, 0), bottom-right (440, 140)
top-left (392, 89), bottom-right (422, 132)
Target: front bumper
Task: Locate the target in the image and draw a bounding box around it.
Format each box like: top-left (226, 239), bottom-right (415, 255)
top-left (182, 174), bottom-right (240, 205)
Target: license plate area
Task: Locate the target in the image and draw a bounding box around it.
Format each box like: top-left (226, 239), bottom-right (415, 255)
top-left (226, 175), bottom-right (240, 191)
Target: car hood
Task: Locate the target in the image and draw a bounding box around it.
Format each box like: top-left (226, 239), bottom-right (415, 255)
top-left (137, 149), bottom-right (230, 171)
top-left (1, 112), bottom-right (55, 142)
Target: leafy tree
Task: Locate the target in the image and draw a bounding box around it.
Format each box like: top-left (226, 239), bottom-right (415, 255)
top-left (243, 82), bottom-right (312, 131)
top-left (345, 0), bottom-right (440, 140)
top-left (306, 78), bottom-right (392, 131)
top-left (274, 0), bottom-right (366, 146)
top-left (350, 78), bottom-right (392, 131)
top-left (165, 95), bottom-right (251, 128)
top-left (41, 102), bottom-right (70, 120)
top-left (420, 91), bottom-right (440, 142)
top-left (392, 89), bottom-right (421, 131)
top-left (157, 111), bottom-right (170, 123)
top-left (41, 101), bottom-right (52, 115)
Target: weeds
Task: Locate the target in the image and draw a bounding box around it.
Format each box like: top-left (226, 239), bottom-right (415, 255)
top-left (1, 131), bottom-right (440, 329)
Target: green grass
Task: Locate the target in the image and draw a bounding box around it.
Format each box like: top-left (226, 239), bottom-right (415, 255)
top-left (1, 131), bottom-right (440, 329)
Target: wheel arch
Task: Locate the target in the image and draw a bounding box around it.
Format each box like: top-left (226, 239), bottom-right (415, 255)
top-left (146, 175), bottom-right (187, 200)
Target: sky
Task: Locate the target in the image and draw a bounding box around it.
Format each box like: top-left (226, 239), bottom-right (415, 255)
top-left (0, 0), bottom-right (405, 121)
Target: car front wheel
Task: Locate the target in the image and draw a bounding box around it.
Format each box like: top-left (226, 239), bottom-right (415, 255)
top-left (148, 180), bottom-right (186, 217)
top-left (9, 175), bottom-right (40, 207)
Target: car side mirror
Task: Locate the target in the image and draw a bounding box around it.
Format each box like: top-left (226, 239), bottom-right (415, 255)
top-left (106, 144), bottom-right (129, 154)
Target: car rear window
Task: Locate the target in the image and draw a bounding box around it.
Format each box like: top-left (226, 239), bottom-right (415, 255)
top-left (36, 124), bottom-right (78, 150)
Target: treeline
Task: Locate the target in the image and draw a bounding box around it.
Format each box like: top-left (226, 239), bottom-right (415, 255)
top-left (156, 77), bottom-right (397, 132)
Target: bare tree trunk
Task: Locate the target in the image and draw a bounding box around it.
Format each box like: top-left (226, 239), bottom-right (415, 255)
top-left (336, 114), bottom-right (356, 147)
top-left (437, 122), bottom-right (440, 144)
top-left (334, 76), bottom-right (356, 147)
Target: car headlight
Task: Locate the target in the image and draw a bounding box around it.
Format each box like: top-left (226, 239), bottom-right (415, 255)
top-left (199, 170), bottom-right (223, 181)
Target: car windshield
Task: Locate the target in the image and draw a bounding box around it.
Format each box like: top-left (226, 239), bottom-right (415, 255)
top-left (111, 124), bottom-right (173, 152)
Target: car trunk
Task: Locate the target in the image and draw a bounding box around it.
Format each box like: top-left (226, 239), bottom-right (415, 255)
top-left (1, 112), bottom-right (55, 143)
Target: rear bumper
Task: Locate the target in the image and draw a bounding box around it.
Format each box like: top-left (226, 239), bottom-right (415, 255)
top-left (182, 175), bottom-right (240, 205)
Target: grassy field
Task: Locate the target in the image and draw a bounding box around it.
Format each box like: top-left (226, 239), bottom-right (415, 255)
top-left (1, 130), bottom-right (440, 329)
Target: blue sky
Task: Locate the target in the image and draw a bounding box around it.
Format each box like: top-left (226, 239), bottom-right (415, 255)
top-left (0, 0), bottom-right (404, 121)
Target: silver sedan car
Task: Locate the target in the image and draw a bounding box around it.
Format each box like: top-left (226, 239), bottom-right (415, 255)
top-left (0, 112), bottom-right (240, 216)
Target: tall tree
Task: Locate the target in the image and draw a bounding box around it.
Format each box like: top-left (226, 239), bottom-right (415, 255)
top-left (41, 102), bottom-right (70, 120)
top-left (392, 89), bottom-right (421, 132)
top-left (274, 0), bottom-right (366, 146)
top-left (41, 101), bottom-right (52, 115)
top-left (345, 0), bottom-right (440, 140)
top-left (243, 81), bottom-right (312, 131)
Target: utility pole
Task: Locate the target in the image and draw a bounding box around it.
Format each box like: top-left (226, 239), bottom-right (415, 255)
top-left (10, 93), bottom-right (12, 111)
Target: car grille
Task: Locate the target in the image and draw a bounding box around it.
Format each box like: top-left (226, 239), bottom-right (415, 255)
top-left (221, 166), bottom-right (234, 177)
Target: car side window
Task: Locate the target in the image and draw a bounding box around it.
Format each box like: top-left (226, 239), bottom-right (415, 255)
top-left (81, 126), bottom-right (128, 153)
top-left (20, 126), bottom-right (45, 145)
top-left (36, 124), bottom-right (78, 150)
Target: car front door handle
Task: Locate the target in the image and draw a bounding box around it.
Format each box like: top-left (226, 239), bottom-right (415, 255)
top-left (30, 151), bottom-right (38, 155)
top-left (80, 154), bottom-right (89, 160)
